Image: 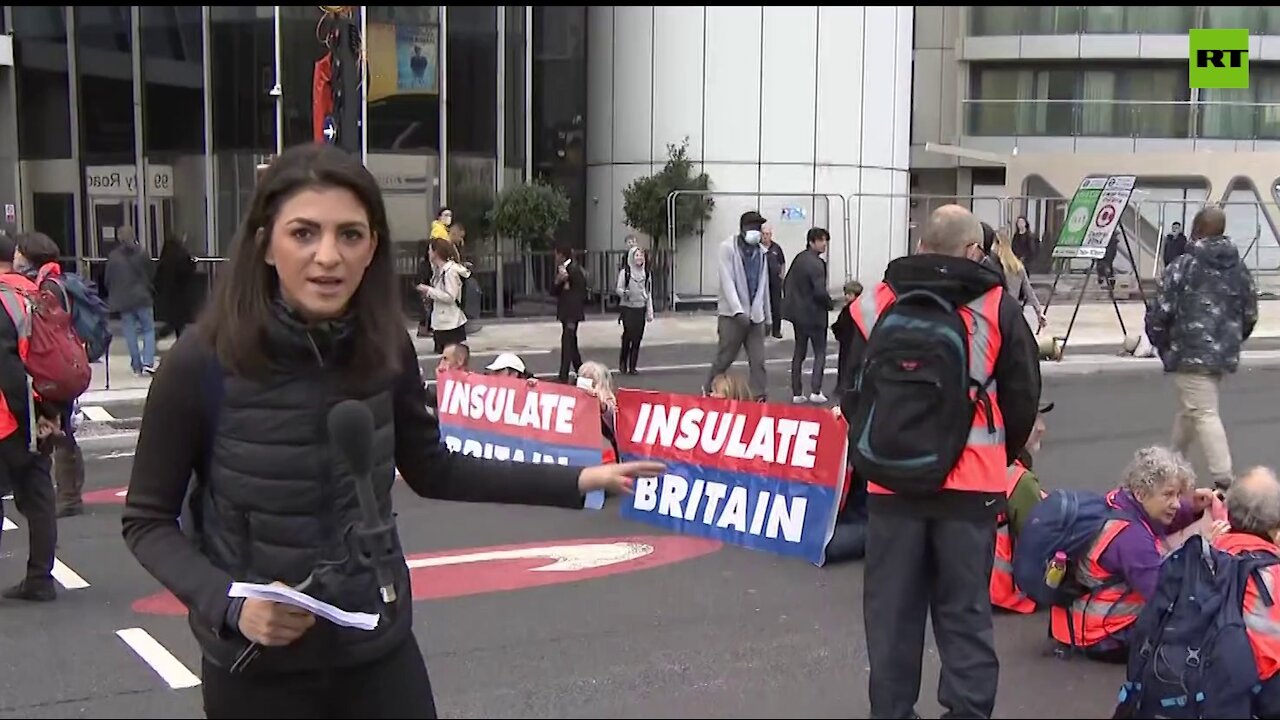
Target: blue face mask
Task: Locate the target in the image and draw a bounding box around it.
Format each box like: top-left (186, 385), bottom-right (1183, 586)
top-left (743, 230), bottom-right (762, 245)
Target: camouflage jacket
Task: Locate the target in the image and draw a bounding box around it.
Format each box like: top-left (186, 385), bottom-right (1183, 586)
top-left (1145, 235), bottom-right (1257, 374)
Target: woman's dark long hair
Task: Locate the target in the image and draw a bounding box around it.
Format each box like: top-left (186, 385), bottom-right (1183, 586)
top-left (198, 144), bottom-right (402, 382)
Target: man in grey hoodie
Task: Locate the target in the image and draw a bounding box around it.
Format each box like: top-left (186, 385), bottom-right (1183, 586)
top-left (704, 210), bottom-right (771, 401)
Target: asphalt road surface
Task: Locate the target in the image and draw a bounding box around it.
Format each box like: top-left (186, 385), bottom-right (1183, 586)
top-left (5, 364), bottom-right (1280, 718)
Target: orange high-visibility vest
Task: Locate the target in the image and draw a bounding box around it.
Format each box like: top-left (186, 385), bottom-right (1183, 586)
top-left (1049, 501), bottom-right (1154, 647)
top-left (1214, 533), bottom-right (1280, 681)
top-left (849, 282), bottom-right (1008, 496)
top-left (990, 461), bottom-right (1044, 613)
top-left (0, 273), bottom-right (39, 441)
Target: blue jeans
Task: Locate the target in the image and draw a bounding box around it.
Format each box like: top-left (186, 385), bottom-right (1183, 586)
top-left (119, 305), bottom-right (157, 373)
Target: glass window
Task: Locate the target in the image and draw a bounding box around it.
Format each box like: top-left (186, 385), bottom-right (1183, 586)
top-left (532, 6), bottom-right (586, 249)
top-left (1126, 6), bottom-right (1194, 34)
top-left (1204, 7), bottom-right (1259, 30)
top-left (280, 6), bottom-right (325, 150)
top-left (140, 6), bottom-right (207, 260)
top-left (1120, 68), bottom-right (1189, 138)
top-left (1028, 69), bottom-right (1077, 135)
top-left (1024, 7), bottom-right (1082, 35)
top-left (1080, 70), bottom-right (1118, 135)
top-left (1201, 88), bottom-right (1255, 139)
top-left (446, 4), bottom-right (498, 257)
top-left (76, 6), bottom-right (137, 262)
top-left (1254, 71), bottom-right (1280, 138)
top-left (1263, 8), bottom-right (1280, 35)
top-left (969, 7), bottom-right (1024, 36)
top-left (13, 7), bottom-right (72, 161)
top-left (504, 6), bottom-right (526, 190)
top-left (209, 6), bottom-right (276, 257)
top-left (968, 67), bottom-right (1028, 135)
top-left (1083, 6), bottom-right (1124, 33)
top-left (366, 5), bottom-right (442, 319)
top-left (13, 6), bottom-right (74, 254)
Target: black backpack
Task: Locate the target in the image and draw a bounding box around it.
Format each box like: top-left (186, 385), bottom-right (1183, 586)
top-left (847, 288), bottom-right (997, 495)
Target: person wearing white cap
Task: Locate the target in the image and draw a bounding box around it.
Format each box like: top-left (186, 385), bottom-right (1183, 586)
top-left (486, 352), bottom-right (529, 379)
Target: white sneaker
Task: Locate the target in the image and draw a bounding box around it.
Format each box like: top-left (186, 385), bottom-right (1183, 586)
top-left (809, 392), bottom-right (828, 404)
top-left (792, 395), bottom-right (807, 404)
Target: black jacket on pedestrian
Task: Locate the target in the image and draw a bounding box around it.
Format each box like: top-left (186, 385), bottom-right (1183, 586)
top-left (551, 260), bottom-right (587, 323)
top-left (122, 303), bottom-right (587, 674)
top-left (103, 242), bottom-right (154, 313)
top-left (838, 254), bottom-right (1041, 520)
top-left (782, 248), bottom-right (834, 329)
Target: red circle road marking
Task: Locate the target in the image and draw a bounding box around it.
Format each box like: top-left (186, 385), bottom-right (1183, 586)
top-left (132, 535), bottom-right (724, 616)
top-left (83, 486), bottom-right (128, 505)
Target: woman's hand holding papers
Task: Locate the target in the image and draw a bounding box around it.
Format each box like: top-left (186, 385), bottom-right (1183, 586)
top-left (238, 582), bottom-right (316, 647)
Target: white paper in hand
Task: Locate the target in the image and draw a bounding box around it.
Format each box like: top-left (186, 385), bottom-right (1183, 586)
top-left (228, 582), bottom-right (380, 631)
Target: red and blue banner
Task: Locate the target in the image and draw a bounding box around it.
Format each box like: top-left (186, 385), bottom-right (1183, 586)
top-left (436, 369), bottom-right (606, 509)
top-left (615, 389), bottom-right (849, 566)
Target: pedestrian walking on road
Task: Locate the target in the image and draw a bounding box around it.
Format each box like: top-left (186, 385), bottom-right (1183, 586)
top-left (783, 227), bottom-right (835, 403)
top-left (552, 243), bottom-right (587, 383)
top-left (1145, 204), bottom-right (1257, 491)
top-left (120, 143), bottom-right (659, 720)
top-left (841, 204), bottom-right (1041, 720)
top-left (616, 245), bottom-right (654, 375)
top-left (704, 210), bottom-right (771, 401)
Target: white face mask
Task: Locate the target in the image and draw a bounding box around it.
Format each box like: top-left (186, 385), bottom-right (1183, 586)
top-left (743, 230), bottom-right (762, 245)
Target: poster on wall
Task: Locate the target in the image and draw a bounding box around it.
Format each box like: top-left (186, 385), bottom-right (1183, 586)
top-left (367, 22), bottom-right (439, 102)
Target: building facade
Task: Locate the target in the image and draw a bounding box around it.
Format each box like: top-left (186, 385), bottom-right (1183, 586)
top-left (913, 6), bottom-right (1280, 277)
top-left (0, 5), bottom-right (917, 313)
top-left (586, 6), bottom-right (913, 299)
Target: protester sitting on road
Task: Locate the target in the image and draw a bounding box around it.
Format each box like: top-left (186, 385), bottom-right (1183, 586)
top-left (425, 342), bottom-right (470, 417)
top-left (576, 361), bottom-right (620, 465)
top-left (707, 372), bottom-right (751, 401)
top-left (1211, 466), bottom-right (1280, 717)
top-left (120, 143), bottom-right (660, 718)
top-left (990, 401), bottom-right (1052, 613)
top-left (486, 352), bottom-right (531, 380)
top-left (1050, 446), bottom-right (1217, 661)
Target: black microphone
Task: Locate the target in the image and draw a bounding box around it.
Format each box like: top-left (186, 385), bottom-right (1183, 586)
top-left (327, 400), bottom-right (398, 605)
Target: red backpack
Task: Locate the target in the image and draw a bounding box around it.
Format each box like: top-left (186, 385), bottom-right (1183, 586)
top-left (0, 272), bottom-right (91, 404)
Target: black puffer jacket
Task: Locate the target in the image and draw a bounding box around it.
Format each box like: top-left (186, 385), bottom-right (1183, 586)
top-left (123, 302), bottom-right (586, 673)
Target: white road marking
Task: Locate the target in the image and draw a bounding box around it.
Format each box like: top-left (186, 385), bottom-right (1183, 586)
top-left (1, 516), bottom-right (89, 588)
top-left (116, 628), bottom-right (201, 689)
top-left (80, 405), bottom-right (116, 422)
top-left (406, 542), bottom-right (654, 572)
top-left (52, 559), bottom-right (89, 589)
top-left (92, 450), bottom-right (135, 460)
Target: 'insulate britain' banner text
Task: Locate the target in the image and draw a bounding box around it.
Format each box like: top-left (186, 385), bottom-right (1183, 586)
top-left (616, 389), bottom-right (848, 565)
top-left (436, 369), bottom-right (605, 509)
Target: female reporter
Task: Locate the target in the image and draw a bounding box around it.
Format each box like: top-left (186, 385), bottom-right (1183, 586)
top-left (121, 144), bottom-right (659, 719)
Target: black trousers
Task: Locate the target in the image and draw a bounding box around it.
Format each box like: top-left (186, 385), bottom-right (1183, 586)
top-left (864, 511), bottom-right (999, 719)
top-left (0, 439), bottom-right (55, 588)
top-left (558, 320), bottom-right (582, 381)
top-left (790, 324), bottom-right (827, 396)
top-left (769, 282), bottom-right (783, 337)
top-left (202, 637), bottom-right (438, 719)
top-left (619, 306), bottom-right (647, 372)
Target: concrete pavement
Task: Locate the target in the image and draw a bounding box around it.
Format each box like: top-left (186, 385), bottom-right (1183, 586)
top-left (3, 363), bottom-right (1278, 717)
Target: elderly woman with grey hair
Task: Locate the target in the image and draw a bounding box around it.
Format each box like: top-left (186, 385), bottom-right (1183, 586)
top-left (1050, 446), bottom-right (1219, 660)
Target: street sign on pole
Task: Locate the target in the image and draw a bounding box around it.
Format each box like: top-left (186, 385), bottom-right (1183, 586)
top-left (1053, 175), bottom-right (1137, 259)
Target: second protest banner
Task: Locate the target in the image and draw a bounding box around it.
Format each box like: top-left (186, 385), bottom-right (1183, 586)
top-left (615, 389), bottom-right (849, 565)
top-left (435, 369), bottom-right (606, 509)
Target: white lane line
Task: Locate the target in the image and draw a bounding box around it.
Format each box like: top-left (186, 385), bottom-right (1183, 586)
top-left (52, 559), bottom-right (89, 589)
top-left (81, 406), bottom-right (116, 422)
top-left (116, 628), bottom-right (202, 689)
top-left (2, 517), bottom-right (15, 531)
